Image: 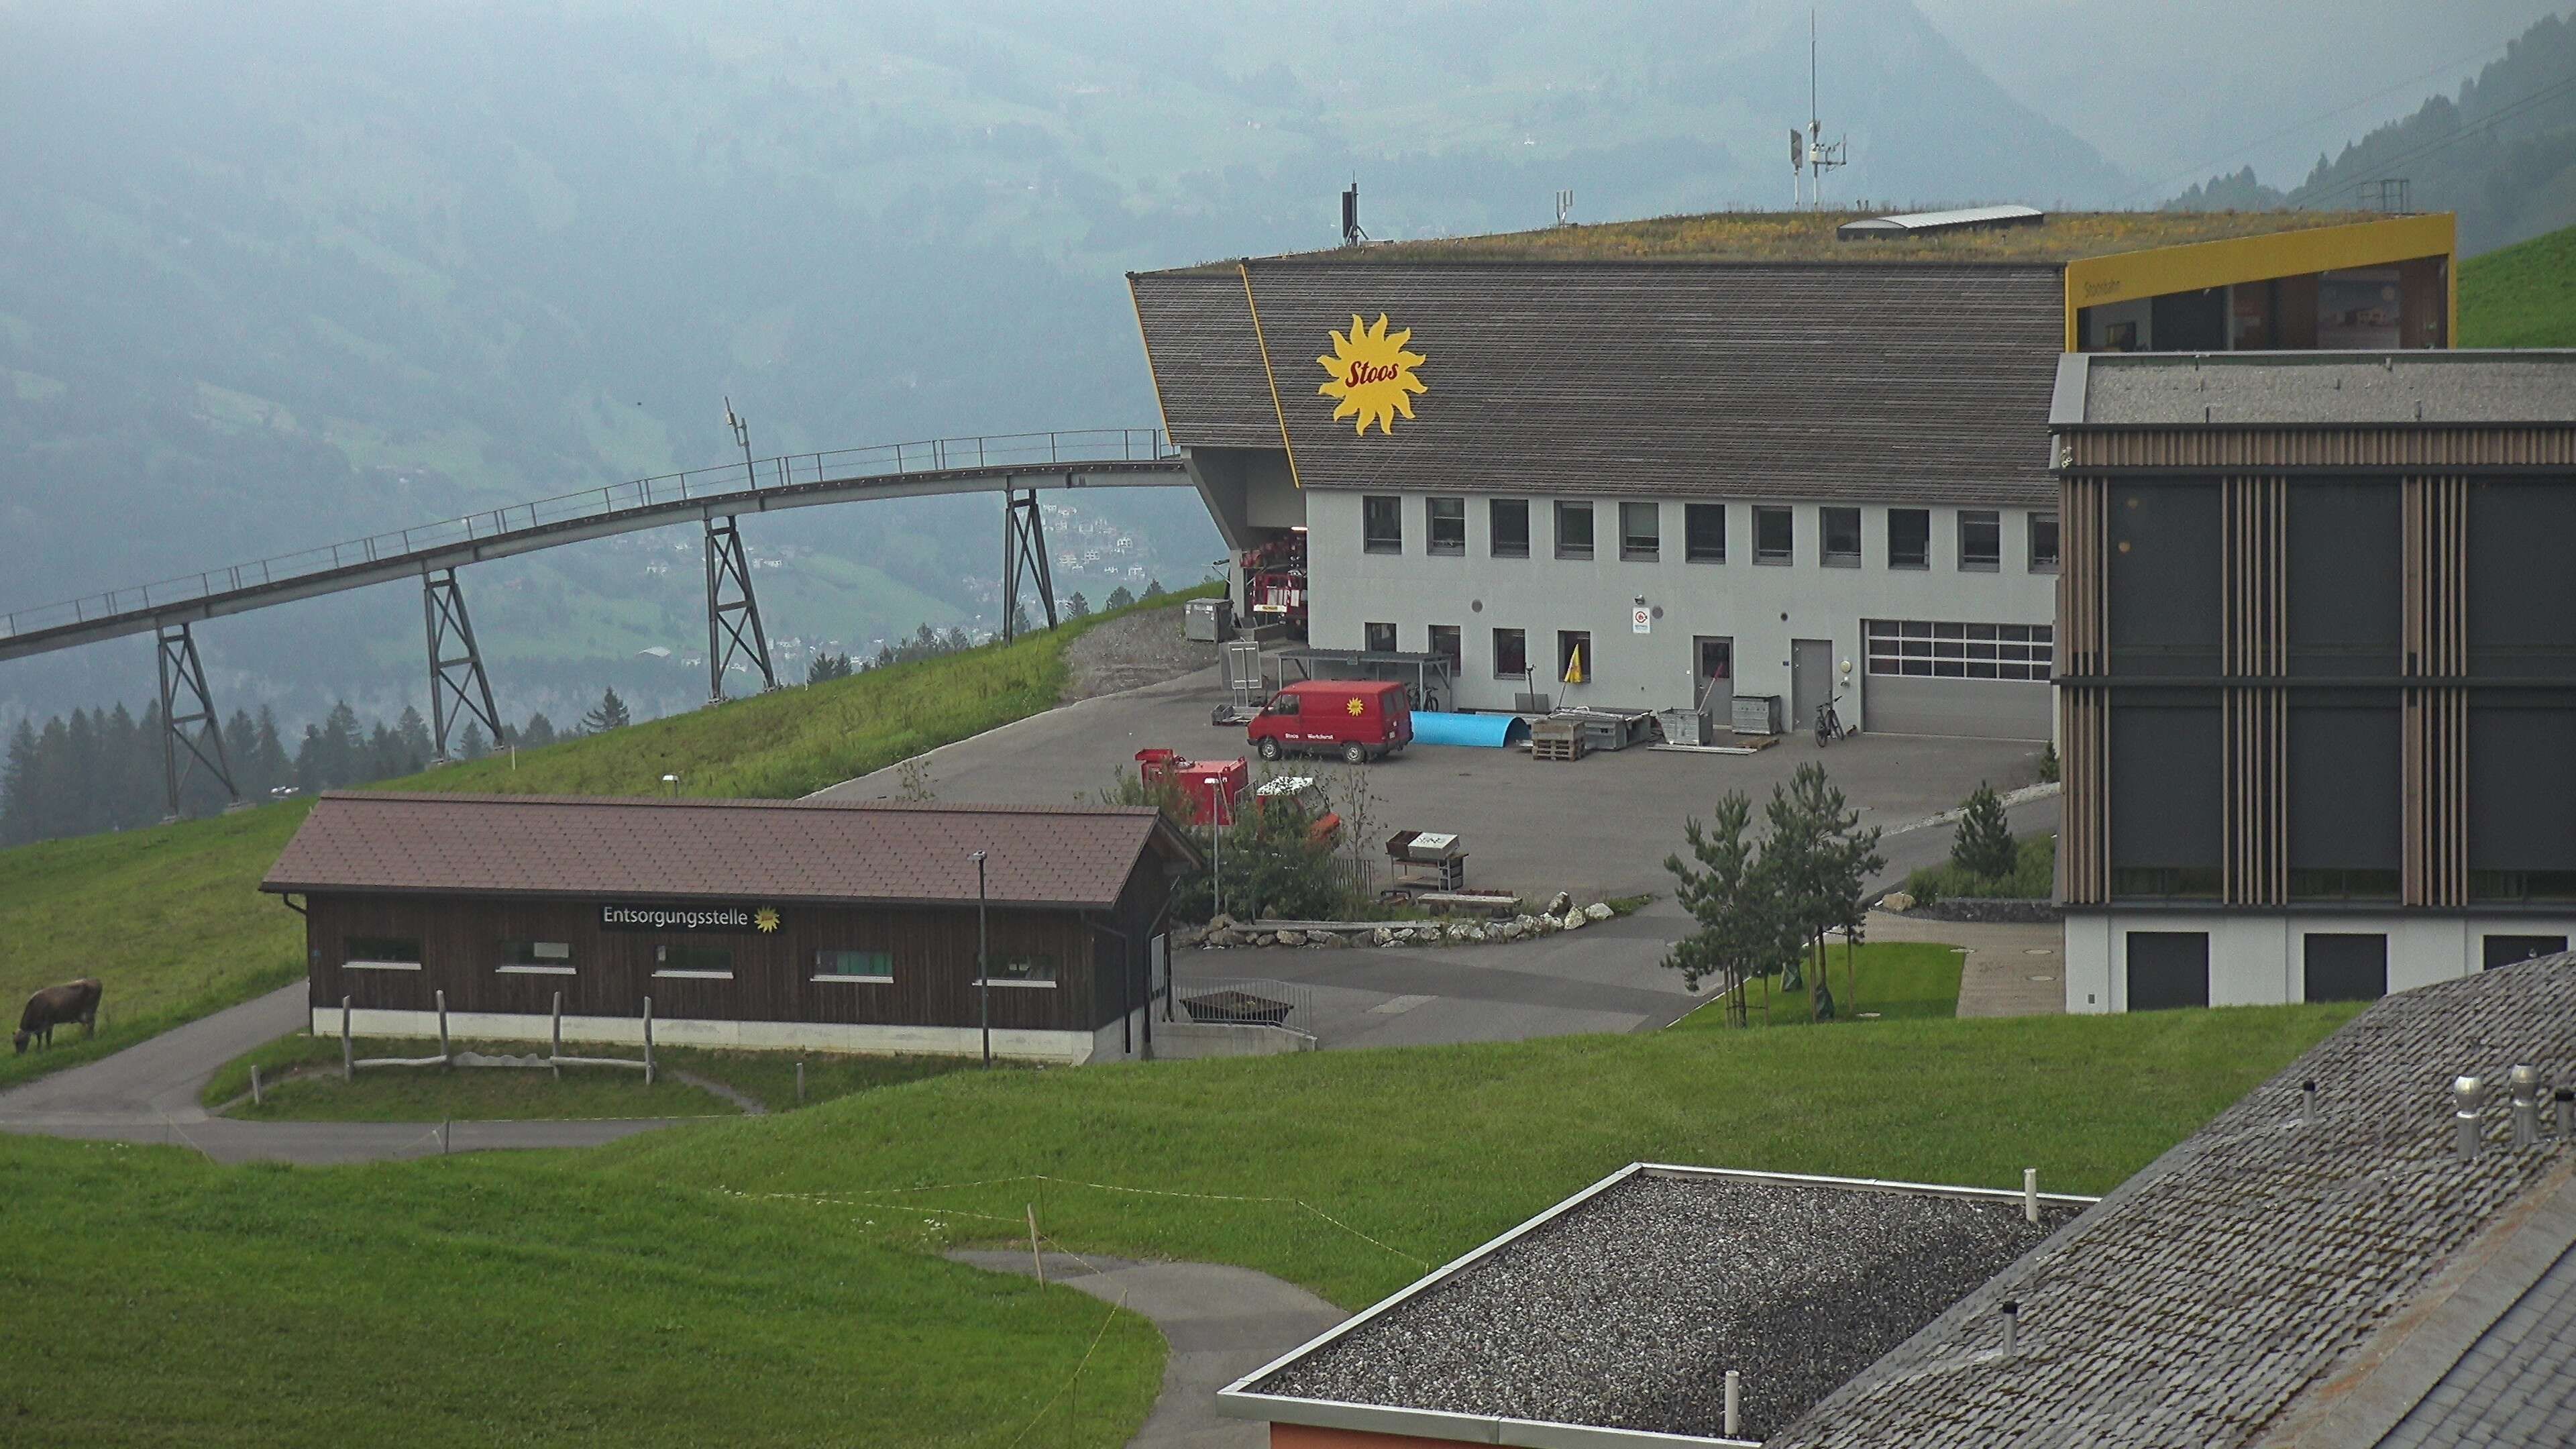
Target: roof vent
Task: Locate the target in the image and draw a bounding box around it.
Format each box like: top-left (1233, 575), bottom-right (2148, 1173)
top-left (1836, 204), bottom-right (2044, 241)
top-left (2454, 1075), bottom-right (2485, 1161)
top-left (2512, 1065), bottom-right (2542, 1148)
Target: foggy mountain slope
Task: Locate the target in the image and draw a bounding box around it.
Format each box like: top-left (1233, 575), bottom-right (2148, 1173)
top-left (0, 0), bottom-right (2129, 727)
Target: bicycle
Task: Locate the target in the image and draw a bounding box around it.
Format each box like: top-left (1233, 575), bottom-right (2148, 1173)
top-left (1814, 692), bottom-right (1847, 748)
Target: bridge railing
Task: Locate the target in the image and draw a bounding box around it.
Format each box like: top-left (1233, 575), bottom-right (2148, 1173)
top-left (1, 428), bottom-right (1173, 641)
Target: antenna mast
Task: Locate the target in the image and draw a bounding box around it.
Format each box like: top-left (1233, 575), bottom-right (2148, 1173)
top-left (1792, 7), bottom-right (1847, 209)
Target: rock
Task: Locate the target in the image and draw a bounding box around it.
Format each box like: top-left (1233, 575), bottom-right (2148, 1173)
top-left (1561, 912), bottom-right (1587, 931)
top-left (1316, 932), bottom-right (1350, 949)
top-left (1258, 908), bottom-right (1279, 922)
top-left (1880, 891), bottom-right (1916, 912)
top-left (1372, 926), bottom-right (1395, 947)
top-left (1273, 930), bottom-right (1304, 947)
top-left (1207, 914), bottom-right (1237, 934)
top-left (1446, 922), bottom-right (1476, 941)
top-left (1547, 890), bottom-right (1574, 916)
top-left (1583, 902), bottom-right (1615, 921)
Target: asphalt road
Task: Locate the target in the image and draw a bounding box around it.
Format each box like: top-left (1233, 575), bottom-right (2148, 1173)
top-left (0, 983), bottom-right (688, 1164)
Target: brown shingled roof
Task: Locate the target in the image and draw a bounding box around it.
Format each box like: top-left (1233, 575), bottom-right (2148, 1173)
top-left (261, 793), bottom-right (1195, 910)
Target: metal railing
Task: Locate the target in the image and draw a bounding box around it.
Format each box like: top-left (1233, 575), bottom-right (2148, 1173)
top-left (1, 427), bottom-right (1173, 641)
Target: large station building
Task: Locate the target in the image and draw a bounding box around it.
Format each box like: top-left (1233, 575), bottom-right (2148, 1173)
top-left (1131, 208), bottom-right (2455, 739)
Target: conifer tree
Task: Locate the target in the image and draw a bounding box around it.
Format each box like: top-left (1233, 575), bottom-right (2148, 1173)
top-left (1951, 782), bottom-right (2018, 881)
top-left (580, 687), bottom-right (631, 734)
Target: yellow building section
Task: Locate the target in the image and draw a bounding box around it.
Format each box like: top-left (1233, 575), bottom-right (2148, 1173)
top-left (2061, 213), bottom-right (2456, 352)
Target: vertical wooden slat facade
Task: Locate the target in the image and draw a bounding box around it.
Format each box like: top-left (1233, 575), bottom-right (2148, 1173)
top-left (2222, 475), bottom-right (2288, 906)
top-left (2402, 475), bottom-right (2470, 907)
top-left (2059, 472), bottom-right (2111, 904)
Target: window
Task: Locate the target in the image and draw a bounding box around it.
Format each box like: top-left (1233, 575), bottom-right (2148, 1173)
top-left (1554, 501), bottom-right (1594, 559)
top-left (1864, 620), bottom-right (2055, 681)
top-left (1426, 496), bottom-right (1466, 555)
top-left (498, 940), bottom-right (575, 975)
top-left (1427, 625), bottom-right (1462, 674)
top-left (1822, 507), bottom-right (1861, 568)
top-left (1558, 630), bottom-right (1593, 684)
top-left (345, 936), bottom-right (421, 970)
top-left (1363, 495), bottom-right (1402, 554)
top-left (1754, 506), bottom-right (1793, 564)
top-left (2029, 511), bottom-right (2061, 572)
top-left (1265, 691), bottom-right (1301, 716)
top-left (1619, 502), bottom-right (1660, 561)
top-left (2108, 867), bottom-right (2225, 900)
top-left (1493, 627), bottom-right (1529, 679)
top-left (1684, 504), bottom-right (1726, 563)
top-left (2286, 869), bottom-right (2400, 902)
top-left (815, 949), bottom-right (892, 983)
top-left (1960, 510), bottom-right (2001, 570)
top-left (2469, 871), bottom-right (2576, 903)
top-left (1364, 621), bottom-right (1397, 653)
top-left (654, 943), bottom-right (734, 979)
top-left (1888, 508), bottom-right (1931, 570)
top-left (980, 953), bottom-right (1058, 987)
top-left (1489, 498), bottom-right (1531, 558)
top-left (2126, 931), bottom-right (2211, 1010)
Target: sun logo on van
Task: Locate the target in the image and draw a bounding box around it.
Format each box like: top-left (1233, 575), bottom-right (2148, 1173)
top-left (1345, 697), bottom-right (1365, 716)
top-left (1317, 314), bottom-right (1426, 435)
top-left (754, 908), bottom-right (780, 933)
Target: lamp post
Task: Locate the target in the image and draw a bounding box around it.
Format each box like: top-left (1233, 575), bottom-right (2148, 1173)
top-left (1206, 778), bottom-right (1225, 920)
top-left (972, 849), bottom-right (990, 1068)
top-left (661, 773), bottom-right (680, 797)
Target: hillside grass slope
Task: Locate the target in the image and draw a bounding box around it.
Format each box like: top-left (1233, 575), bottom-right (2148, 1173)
top-left (2459, 221), bottom-right (2576, 348)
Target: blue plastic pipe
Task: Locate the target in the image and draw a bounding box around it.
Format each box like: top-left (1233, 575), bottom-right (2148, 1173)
top-left (1407, 711), bottom-right (1532, 748)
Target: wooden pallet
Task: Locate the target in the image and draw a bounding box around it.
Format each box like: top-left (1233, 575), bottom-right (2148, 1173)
top-left (1531, 735), bottom-right (1587, 762)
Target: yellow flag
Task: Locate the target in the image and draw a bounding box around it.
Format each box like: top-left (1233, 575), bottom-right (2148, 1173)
top-left (1562, 645), bottom-right (1585, 685)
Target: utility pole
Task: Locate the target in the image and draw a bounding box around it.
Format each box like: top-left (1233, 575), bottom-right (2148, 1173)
top-left (973, 850), bottom-right (991, 1068)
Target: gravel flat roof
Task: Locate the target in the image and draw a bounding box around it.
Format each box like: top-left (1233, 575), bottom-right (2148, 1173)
top-left (2053, 351), bottom-right (2576, 427)
top-left (1242, 1167), bottom-right (2083, 1442)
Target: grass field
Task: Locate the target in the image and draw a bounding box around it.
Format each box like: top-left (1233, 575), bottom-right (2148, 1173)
top-left (602, 1004), bottom-right (2362, 1309)
top-left (202, 1034), bottom-right (980, 1120)
top-left (2459, 223), bottom-right (2576, 348)
top-left (0, 1135), bottom-right (1160, 1448)
top-left (0, 590), bottom-right (1208, 1093)
top-left (1668, 940), bottom-right (1966, 1029)
top-left (0, 802), bottom-right (309, 1091)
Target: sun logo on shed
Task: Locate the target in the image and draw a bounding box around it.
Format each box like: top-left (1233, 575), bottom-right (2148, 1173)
top-left (754, 907), bottom-right (781, 933)
top-left (1317, 313), bottom-right (1426, 435)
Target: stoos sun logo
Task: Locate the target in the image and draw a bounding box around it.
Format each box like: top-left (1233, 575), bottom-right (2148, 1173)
top-left (1317, 313), bottom-right (1426, 435)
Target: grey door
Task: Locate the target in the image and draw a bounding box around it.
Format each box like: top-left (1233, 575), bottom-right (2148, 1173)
top-left (1790, 639), bottom-right (1833, 737)
top-left (2127, 932), bottom-right (2210, 1011)
top-left (1693, 637), bottom-right (1734, 720)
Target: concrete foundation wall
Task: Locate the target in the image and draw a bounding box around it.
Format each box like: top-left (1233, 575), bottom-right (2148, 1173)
top-left (2063, 911), bottom-right (2576, 1012)
top-left (1147, 1021), bottom-right (1318, 1059)
top-left (1304, 490), bottom-right (2057, 731)
top-left (312, 1006), bottom-right (1130, 1065)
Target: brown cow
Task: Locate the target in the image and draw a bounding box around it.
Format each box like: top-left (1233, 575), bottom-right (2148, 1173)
top-left (15, 979), bottom-right (102, 1054)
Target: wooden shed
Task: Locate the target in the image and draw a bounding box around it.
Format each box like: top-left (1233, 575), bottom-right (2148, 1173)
top-left (261, 792), bottom-right (1199, 1064)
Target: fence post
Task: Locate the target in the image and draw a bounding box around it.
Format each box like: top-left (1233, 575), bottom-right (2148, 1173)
top-left (441, 1119), bottom-right (451, 1156)
top-left (342, 994), bottom-right (354, 1081)
top-left (643, 996), bottom-right (655, 1085)
top-left (436, 989), bottom-right (451, 1067)
top-left (796, 1059), bottom-right (806, 1106)
top-left (1028, 1204), bottom-right (1046, 1287)
top-left (251, 1064), bottom-right (262, 1107)
top-left (551, 991), bottom-right (564, 1079)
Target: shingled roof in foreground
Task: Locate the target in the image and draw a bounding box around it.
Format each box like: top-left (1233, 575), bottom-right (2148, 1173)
top-left (260, 792), bottom-right (1194, 910)
top-left (1774, 957), bottom-right (2576, 1449)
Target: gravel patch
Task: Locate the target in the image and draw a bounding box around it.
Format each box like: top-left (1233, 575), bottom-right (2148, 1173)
top-left (1061, 608), bottom-right (1220, 702)
top-left (1253, 1172), bottom-right (2080, 1441)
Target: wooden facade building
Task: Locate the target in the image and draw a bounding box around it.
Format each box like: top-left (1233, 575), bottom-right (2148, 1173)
top-left (261, 793), bottom-right (1199, 1063)
top-left (2051, 350), bottom-right (2576, 1012)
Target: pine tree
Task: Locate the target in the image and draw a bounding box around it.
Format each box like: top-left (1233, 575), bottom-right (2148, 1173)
top-left (394, 706), bottom-right (433, 773)
top-left (1662, 791), bottom-right (1784, 1022)
top-left (252, 707), bottom-right (292, 792)
top-left (1107, 584), bottom-right (1136, 609)
top-left (519, 712), bottom-right (558, 748)
top-left (1067, 591), bottom-right (1091, 619)
top-left (1142, 579), bottom-right (1165, 599)
top-left (319, 702), bottom-right (362, 788)
top-left (103, 703), bottom-right (152, 828)
top-left (221, 709), bottom-right (262, 800)
top-left (457, 720), bottom-right (489, 759)
top-left (0, 718), bottom-right (40, 845)
top-left (1951, 782), bottom-right (2018, 881)
top-left (580, 688), bottom-right (631, 734)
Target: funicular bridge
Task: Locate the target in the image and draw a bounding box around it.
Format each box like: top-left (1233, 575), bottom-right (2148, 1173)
top-left (0, 427), bottom-right (1190, 817)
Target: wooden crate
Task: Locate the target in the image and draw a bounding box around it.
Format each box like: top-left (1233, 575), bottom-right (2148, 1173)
top-left (1530, 716), bottom-right (1587, 762)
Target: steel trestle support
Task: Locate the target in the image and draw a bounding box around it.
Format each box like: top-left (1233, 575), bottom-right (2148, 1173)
top-left (154, 622), bottom-right (238, 820)
top-left (1000, 487), bottom-right (1058, 643)
top-left (423, 567), bottom-right (504, 761)
top-left (704, 515), bottom-right (775, 702)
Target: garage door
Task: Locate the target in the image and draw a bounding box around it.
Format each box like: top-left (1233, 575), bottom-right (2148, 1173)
top-left (1862, 620), bottom-right (2054, 740)
top-left (2126, 931), bottom-right (2210, 1011)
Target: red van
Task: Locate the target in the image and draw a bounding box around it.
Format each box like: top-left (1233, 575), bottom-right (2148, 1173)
top-left (1246, 680), bottom-right (1412, 764)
